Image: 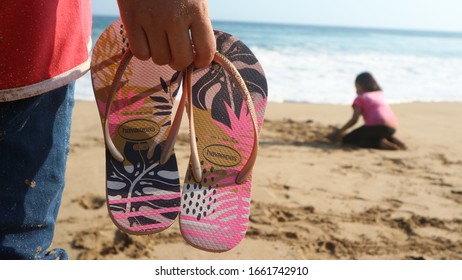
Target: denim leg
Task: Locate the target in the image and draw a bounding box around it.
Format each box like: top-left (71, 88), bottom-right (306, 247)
top-left (0, 84), bottom-right (75, 260)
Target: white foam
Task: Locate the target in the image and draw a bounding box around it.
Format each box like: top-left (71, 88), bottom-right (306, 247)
top-left (75, 71), bottom-right (95, 101)
top-left (251, 46), bottom-right (462, 104)
top-left (74, 44), bottom-right (462, 104)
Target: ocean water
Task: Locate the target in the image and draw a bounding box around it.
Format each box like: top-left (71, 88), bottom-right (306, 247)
top-left (76, 16), bottom-right (462, 104)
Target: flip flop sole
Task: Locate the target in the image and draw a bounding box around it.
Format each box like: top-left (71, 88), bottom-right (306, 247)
top-left (91, 20), bottom-right (182, 234)
top-left (180, 31), bottom-right (268, 251)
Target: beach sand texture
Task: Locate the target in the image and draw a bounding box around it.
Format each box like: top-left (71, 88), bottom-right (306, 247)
top-left (53, 101), bottom-right (462, 259)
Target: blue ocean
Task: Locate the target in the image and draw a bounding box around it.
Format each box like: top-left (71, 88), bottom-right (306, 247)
top-left (76, 16), bottom-right (462, 104)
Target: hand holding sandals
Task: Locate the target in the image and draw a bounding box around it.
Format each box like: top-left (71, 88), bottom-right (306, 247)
top-left (117, 0), bottom-right (216, 70)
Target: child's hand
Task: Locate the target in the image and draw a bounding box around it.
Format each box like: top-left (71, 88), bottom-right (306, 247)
top-left (117, 0), bottom-right (216, 71)
top-left (326, 128), bottom-right (344, 142)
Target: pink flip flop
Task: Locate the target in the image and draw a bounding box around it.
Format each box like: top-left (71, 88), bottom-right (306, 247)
top-left (178, 31), bottom-right (268, 252)
top-left (91, 20), bottom-right (268, 251)
top-left (90, 19), bottom-right (182, 234)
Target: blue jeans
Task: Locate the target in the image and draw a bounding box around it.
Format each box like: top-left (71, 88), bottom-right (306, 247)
top-left (0, 84), bottom-right (75, 260)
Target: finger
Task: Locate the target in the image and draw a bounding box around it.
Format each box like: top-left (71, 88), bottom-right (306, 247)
top-left (146, 29), bottom-right (171, 66)
top-left (190, 19), bottom-right (216, 68)
top-left (167, 26), bottom-right (194, 71)
top-left (123, 23), bottom-right (151, 61)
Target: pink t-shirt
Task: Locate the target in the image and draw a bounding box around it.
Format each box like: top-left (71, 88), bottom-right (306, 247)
top-left (353, 91), bottom-right (398, 128)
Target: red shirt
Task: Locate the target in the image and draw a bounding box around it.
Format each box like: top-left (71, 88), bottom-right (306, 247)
top-left (0, 0), bottom-right (92, 101)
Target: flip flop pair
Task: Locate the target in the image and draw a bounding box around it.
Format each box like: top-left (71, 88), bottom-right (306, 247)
top-left (90, 19), bottom-right (268, 252)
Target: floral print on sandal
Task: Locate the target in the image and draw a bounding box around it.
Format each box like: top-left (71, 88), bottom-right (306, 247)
top-left (91, 20), bottom-right (182, 234)
top-left (179, 31), bottom-right (268, 252)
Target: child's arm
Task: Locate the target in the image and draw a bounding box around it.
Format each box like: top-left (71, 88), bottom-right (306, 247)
top-left (330, 106), bottom-right (362, 141)
top-left (116, 0), bottom-right (216, 71)
top-left (339, 105), bottom-right (362, 132)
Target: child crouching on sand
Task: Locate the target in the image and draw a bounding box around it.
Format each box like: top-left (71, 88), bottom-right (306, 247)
top-left (330, 72), bottom-right (406, 150)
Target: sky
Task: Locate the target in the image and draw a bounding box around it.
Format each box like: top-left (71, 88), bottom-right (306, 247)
top-left (92, 0), bottom-right (462, 33)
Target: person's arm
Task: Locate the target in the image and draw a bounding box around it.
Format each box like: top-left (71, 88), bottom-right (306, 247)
top-left (338, 105), bottom-right (361, 133)
top-left (329, 105), bottom-right (362, 141)
top-left (116, 0), bottom-right (216, 71)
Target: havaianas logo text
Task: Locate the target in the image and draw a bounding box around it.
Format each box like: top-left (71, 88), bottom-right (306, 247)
top-left (118, 119), bottom-right (160, 141)
top-left (203, 144), bottom-right (241, 167)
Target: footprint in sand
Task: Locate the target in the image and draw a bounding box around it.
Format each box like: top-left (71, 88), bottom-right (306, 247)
top-left (316, 240), bottom-right (337, 256)
top-left (385, 198), bottom-right (403, 209)
top-left (72, 229), bottom-right (135, 259)
top-left (75, 193), bottom-right (106, 210)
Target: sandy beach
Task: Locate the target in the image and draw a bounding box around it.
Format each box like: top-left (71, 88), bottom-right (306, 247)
top-left (53, 100), bottom-right (462, 260)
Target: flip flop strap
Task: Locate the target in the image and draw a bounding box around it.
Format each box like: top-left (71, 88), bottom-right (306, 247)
top-left (103, 50), bottom-right (133, 162)
top-left (184, 52), bottom-right (260, 184)
top-left (105, 50), bottom-right (259, 185)
top-left (104, 50), bottom-right (179, 163)
top-left (159, 66), bottom-right (191, 166)
top-left (184, 65), bottom-right (204, 182)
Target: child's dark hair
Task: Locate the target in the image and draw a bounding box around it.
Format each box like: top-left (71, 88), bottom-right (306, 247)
top-left (355, 72), bottom-right (382, 92)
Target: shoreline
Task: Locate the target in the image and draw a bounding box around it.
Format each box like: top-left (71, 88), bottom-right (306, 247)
top-left (54, 100), bottom-right (462, 259)
top-left (73, 96), bottom-right (462, 105)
